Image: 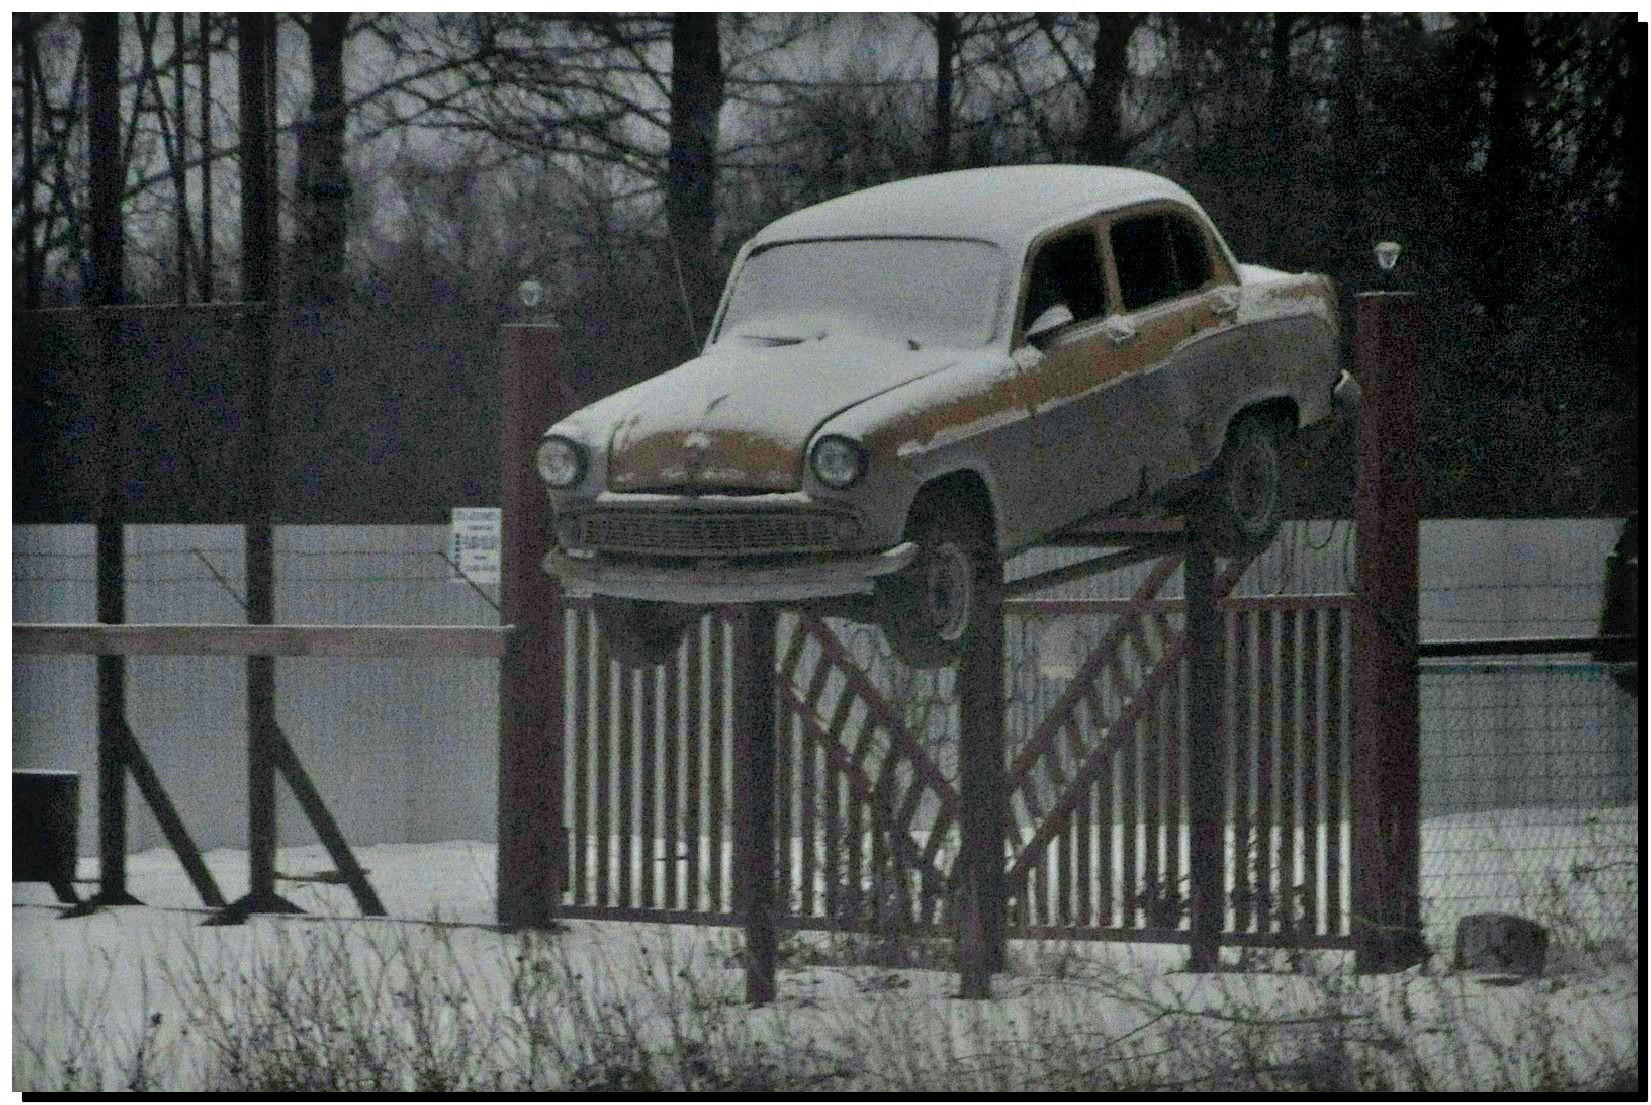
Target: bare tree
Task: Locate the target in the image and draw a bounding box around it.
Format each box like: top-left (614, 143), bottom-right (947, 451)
top-left (293, 13), bottom-right (351, 303)
top-left (666, 13), bottom-right (722, 341)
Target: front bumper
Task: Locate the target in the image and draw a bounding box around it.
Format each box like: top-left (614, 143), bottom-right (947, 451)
top-left (544, 542), bottom-right (918, 603)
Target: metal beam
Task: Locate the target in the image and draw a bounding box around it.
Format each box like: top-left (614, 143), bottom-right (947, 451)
top-left (13, 624), bottom-right (507, 658)
top-left (1418, 635), bottom-right (1635, 661)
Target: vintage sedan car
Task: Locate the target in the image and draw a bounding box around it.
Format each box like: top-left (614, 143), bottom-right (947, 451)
top-left (537, 165), bottom-right (1358, 666)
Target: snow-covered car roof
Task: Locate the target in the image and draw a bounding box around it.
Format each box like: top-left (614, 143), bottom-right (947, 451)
top-left (747, 165), bottom-right (1209, 255)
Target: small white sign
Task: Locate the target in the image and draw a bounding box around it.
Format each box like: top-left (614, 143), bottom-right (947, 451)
top-left (450, 507), bottom-right (502, 585)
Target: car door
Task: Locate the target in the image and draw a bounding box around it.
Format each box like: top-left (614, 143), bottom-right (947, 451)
top-left (1099, 208), bottom-right (1252, 495)
top-left (1007, 223), bottom-right (1127, 536)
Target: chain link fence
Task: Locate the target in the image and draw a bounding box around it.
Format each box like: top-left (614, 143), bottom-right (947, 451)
top-left (13, 520), bottom-right (1638, 953)
top-left (1418, 659), bottom-right (1639, 952)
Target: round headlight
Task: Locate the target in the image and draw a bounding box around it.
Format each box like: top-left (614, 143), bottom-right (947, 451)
top-left (536, 436), bottom-right (587, 488)
top-left (810, 435), bottom-right (866, 489)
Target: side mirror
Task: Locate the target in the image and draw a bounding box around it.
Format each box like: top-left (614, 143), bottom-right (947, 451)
top-left (1024, 303), bottom-right (1074, 346)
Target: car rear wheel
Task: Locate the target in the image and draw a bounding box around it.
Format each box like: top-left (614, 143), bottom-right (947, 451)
top-left (592, 596), bottom-right (698, 668)
top-left (1203, 413), bottom-right (1287, 557)
top-left (877, 494), bottom-right (999, 668)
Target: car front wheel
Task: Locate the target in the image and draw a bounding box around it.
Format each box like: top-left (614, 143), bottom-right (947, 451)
top-left (877, 495), bottom-right (999, 668)
top-left (592, 596), bottom-right (698, 668)
top-left (1203, 413), bottom-right (1287, 557)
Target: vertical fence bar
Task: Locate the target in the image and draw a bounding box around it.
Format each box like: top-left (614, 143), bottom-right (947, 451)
top-left (1076, 738), bottom-right (1093, 927)
top-left (1254, 610), bottom-right (1275, 935)
top-left (1301, 609), bottom-right (1321, 935)
top-left (824, 713), bottom-right (843, 925)
top-left (1097, 717), bottom-right (1115, 928)
top-left (1352, 292), bottom-right (1425, 971)
top-left (1120, 713), bottom-right (1139, 930)
top-left (663, 644), bottom-right (680, 911)
top-left (734, 606), bottom-right (779, 1005)
top-left (640, 666), bottom-right (657, 909)
top-left (1165, 653), bottom-right (1185, 929)
top-left (684, 619), bottom-right (704, 911)
top-left (1143, 677), bottom-right (1162, 926)
top-left (618, 667), bottom-right (635, 908)
top-left (595, 639), bottom-right (612, 906)
top-left (572, 610), bottom-right (591, 904)
top-left (708, 616), bottom-right (726, 912)
top-left (799, 709), bottom-right (818, 920)
top-left (1325, 607), bottom-right (1345, 936)
top-left (496, 321), bottom-right (569, 928)
top-left (776, 668), bottom-right (795, 923)
top-left (1231, 609), bottom-right (1253, 932)
top-left (1186, 536), bottom-right (1223, 972)
top-left (1278, 610), bottom-right (1298, 933)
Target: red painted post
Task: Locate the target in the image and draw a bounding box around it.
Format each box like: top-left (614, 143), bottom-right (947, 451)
top-left (497, 323), bottom-right (571, 929)
top-left (1350, 292), bottom-right (1426, 971)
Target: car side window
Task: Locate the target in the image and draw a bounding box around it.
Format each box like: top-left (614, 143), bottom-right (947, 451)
top-left (1022, 230), bottom-right (1106, 335)
top-left (1168, 215), bottom-right (1213, 291)
top-left (1111, 212), bottom-right (1216, 312)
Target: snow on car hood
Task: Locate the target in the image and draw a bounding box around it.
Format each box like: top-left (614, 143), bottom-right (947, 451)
top-left (592, 328), bottom-right (960, 493)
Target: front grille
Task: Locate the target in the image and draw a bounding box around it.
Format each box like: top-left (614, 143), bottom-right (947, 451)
top-left (562, 508), bottom-right (850, 556)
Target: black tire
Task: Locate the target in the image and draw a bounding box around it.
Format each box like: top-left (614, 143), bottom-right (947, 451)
top-left (1203, 414), bottom-right (1287, 557)
top-left (876, 494), bottom-right (999, 668)
top-left (592, 596), bottom-right (697, 668)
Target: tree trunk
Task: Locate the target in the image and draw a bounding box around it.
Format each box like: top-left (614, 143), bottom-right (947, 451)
top-left (932, 13), bottom-right (957, 173)
top-left (1266, 13), bottom-right (1296, 262)
top-left (295, 14), bottom-right (351, 304)
top-left (1482, 13), bottom-right (1531, 327)
top-left (1083, 13), bottom-right (1134, 164)
top-left (20, 13), bottom-right (42, 308)
top-left (86, 13), bottom-right (124, 307)
top-left (668, 13), bottom-right (723, 347)
top-left (1333, 13), bottom-right (1365, 283)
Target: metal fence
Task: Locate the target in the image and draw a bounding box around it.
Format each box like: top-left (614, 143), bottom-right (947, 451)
top-left (1418, 659), bottom-right (1639, 949)
top-left (12, 524), bottom-right (502, 855)
top-left (11, 521), bottom-right (1639, 948)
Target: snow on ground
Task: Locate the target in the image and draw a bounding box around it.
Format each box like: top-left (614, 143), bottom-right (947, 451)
top-left (10, 810), bottom-right (1640, 1092)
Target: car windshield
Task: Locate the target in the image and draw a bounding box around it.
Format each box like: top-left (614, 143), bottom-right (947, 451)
top-left (714, 237), bottom-right (1005, 348)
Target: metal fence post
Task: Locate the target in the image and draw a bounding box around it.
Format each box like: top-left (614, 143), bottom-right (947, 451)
top-left (958, 571), bottom-right (1006, 996)
top-left (88, 13), bottom-right (140, 909)
top-left (1351, 292), bottom-right (1427, 972)
top-left (1186, 533), bottom-right (1224, 971)
top-left (497, 323), bottom-right (569, 929)
top-left (734, 605), bottom-right (779, 1004)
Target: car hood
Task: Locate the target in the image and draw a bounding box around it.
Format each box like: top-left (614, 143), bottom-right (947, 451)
top-left (591, 330), bottom-right (961, 493)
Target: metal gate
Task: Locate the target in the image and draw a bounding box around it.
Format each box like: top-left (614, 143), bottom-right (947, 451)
top-left (556, 554), bottom-right (1356, 951)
